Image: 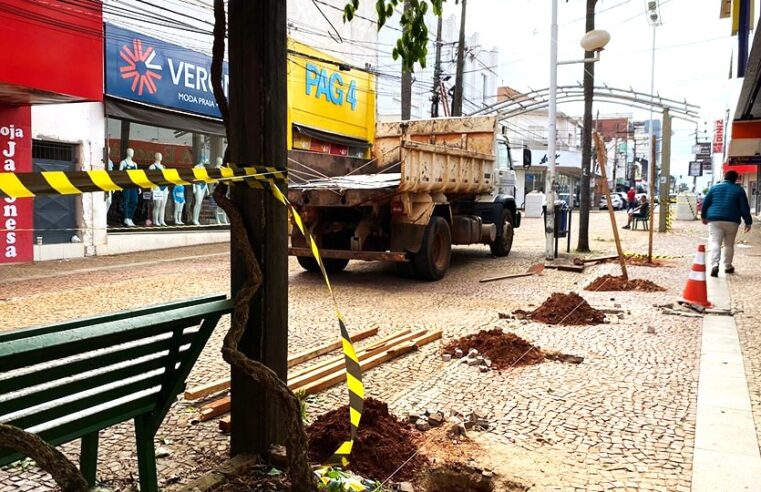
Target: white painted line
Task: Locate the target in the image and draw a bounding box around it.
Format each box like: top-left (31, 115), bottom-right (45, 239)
top-left (692, 275), bottom-right (761, 491)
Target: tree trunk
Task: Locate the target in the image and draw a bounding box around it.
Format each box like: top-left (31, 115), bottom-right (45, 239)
top-left (577, 0), bottom-right (597, 253)
top-left (226, 0), bottom-right (289, 456)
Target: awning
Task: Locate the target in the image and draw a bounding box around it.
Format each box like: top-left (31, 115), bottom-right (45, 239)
top-left (293, 124), bottom-right (371, 149)
top-left (728, 120), bottom-right (761, 164)
top-left (730, 20), bottom-right (761, 165)
top-left (105, 97), bottom-right (226, 136)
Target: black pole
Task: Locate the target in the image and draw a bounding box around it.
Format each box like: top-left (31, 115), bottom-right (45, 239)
top-left (738, 0), bottom-right (750, 77)
top-left (451, 0), bottom-right (467, 116)
top-left (577, 0), bottom-right (597, 252)
top-left (431, 15), bottom-right (443, 118)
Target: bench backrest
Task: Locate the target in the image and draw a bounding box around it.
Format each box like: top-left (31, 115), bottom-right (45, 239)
top-left (0, 297), bottom-right (233, 467)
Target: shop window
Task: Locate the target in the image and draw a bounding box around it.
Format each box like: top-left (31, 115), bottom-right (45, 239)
top-left (32, 141), bottom-right (75, 162)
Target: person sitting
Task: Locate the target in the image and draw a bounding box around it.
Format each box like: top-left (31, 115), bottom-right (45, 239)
top-left (622, 195), bottom-right (649, 229)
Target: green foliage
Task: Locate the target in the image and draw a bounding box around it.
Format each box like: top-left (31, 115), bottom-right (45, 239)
top-left (296, 389), bottom-right (309, 422)
top-left (315, 467), bottom-right (384, 491)
top-left (343, 0), bottom-right (453, 72)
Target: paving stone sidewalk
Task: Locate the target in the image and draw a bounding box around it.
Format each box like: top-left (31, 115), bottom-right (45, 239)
top-left (0, 211), bottom-right (717, 491)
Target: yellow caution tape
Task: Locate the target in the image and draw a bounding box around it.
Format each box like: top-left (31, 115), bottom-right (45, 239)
top-left (0, 166), bottom-right (286, 198)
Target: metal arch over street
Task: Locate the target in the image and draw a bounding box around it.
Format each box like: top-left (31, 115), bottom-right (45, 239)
top-left (471, 84), bottom-right (700, 122)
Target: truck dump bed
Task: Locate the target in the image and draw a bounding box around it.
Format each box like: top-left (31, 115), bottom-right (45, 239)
top-left (289, 116), bottom-right (497, 200)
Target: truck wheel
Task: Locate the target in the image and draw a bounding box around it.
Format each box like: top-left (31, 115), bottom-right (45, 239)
top-left (296, 256), bottom-right (349, 274)
top-left (413, 216), bottom-right (451, 281)
top-left (490, 209), bottom-right (514, 257)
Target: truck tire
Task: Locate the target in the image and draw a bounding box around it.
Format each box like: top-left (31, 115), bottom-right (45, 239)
top-left (296, 256), bottom-right (350, 274)
top-left (490, 208), bottom-right (514, 257)
top-left (413, 216), bottom-right (452, 281)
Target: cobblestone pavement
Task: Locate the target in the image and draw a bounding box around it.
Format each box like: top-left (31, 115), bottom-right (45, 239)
top-left (0, 211), bottom-right (716, 491)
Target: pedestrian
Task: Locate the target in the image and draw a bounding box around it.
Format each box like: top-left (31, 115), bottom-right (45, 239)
top-left (622, 195), bottom-right (649, 229)
top-left (626, 187), bottom-right (636, 211)
top-left (701, 170), bottom-right (752, 277)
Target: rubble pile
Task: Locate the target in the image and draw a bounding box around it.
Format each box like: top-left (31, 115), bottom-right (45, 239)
top-left (515, 292), bottom-right (606, 325)
top-left (585, 274), bottom-right (666, 292)
top-left (405, 408), bottom-right (494, 435)
top-left (443, 329), bottom-right (545, 370)
top-left (306, 398), bottom-right (427, 481)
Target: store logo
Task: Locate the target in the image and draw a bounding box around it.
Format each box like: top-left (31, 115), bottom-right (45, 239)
top-left (120, 39), bottom-right (163, 96)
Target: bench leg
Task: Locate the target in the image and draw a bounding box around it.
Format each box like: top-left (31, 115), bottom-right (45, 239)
top-left (134, 415), bottom-right (159, 492)
top-left (80, 431), bottom-right (99, 487)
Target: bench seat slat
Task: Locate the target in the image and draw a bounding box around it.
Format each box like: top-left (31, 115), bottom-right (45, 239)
top-left (0, 395), bottom-right (157, 468)
top-left (5, 373), bottom-right (164, 431)
top-left (0, 330), bottom-right (197, 395)
top-left (0, 294), bottom-right (227, 344)
top-left (0, 300), bottom-right (232, 373)
top-left (0, 353), bottom-right (173, 418)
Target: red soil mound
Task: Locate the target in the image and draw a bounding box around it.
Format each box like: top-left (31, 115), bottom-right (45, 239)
top-left (307, 398), bottom-right (426, 482)
top-left (515, 292), bottom-right (606, 325)
top-left (585, 274), bottom-right (666, 292)
top-left (443, 329), bottom-right (545, 369)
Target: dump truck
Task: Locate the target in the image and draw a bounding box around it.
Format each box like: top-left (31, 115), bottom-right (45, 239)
top-left (287, 116), bottom-right (522, 280)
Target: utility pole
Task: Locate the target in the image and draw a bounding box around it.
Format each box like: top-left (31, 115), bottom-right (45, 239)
top-left (546, 0), bottom-right (558, 260)
top-left (577, 0), bottom-right (597, 253)
top-left (431, 15), bottom-right (443, 118)
top-left (228, 0), bottom-right (288, 455)
top-left (451, 0), bottom-right (467, 117)
top-left (658, 108), bottom-right (671, 232)
top-left (401, 0), bottom-right (412, 120)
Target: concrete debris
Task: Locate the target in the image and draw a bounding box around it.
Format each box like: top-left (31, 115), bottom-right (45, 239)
top-left (647, 326), bottom-right (656, 335)
top-left (479, 365), bottom-right (489, 372)
top-left (454, 348), bottom-right (464, 358)
top-left (448, 346), bottom-right (494, 372)
top-left (441, 353), bottom-right (452, 362)
top-left (396, 482), bottom-right (415, 492)
top-left (415, 418), bottom-right (431, 432)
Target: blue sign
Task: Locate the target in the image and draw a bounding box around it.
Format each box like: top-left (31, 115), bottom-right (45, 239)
top-left (105, 24), bottom-right (229, 119)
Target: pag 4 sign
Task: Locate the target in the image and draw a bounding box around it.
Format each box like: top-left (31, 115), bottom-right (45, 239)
top-left (0, 105), bottom-right (33, 264)
top-left (105, 24), bottom-right (229, 118)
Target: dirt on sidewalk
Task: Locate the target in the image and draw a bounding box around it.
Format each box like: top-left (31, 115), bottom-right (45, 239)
top-left (514, 292), bottom-right (606, 325)
top-left (585, 274), bottom-right (666, 292)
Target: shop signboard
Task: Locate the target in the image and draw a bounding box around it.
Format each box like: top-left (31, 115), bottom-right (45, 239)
top-left (288, 40), bottom-right (376, 146)
top-left (688, 161), bottom-right (703, 177)
top-left (0, 105), bottom-right (33, 264)
top-left (105, 24), bottom-right (229, 119)
top-left (713, 119), bottom-right (725, 153)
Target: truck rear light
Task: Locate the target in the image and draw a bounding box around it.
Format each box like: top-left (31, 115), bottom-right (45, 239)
top-left (391, 200), bottom-right (406, 216)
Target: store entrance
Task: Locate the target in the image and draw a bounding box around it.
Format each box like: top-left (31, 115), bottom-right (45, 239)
top-left (32, 141), bottom-right (77, 245)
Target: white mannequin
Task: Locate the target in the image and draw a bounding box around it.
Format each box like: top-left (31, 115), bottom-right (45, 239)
top-left (119, 148), bottom-right (138, 226)
top-left (213, 157), bottom-right (229, 225)
top-left (191, 161), bottom-right (209, 225)
top-left (105, 146), bottom-right (114, 212)
top-left (148, 152), bottom-right (168, 226)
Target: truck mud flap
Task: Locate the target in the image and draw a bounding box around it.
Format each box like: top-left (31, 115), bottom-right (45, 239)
top-left (390, 222), bottom-right (427, 254)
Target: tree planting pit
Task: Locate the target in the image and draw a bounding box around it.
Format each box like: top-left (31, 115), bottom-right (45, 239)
top-left (443, 329), bottom-right (545, 369)
top-left (306, 398), bottom-right (427, 482)
top-left (585, 274), bottom-right (666, 292)
top-left (514, 292), bottom-right (606, 325)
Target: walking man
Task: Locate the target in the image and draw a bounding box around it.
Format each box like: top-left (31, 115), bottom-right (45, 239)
top-left (701, 170), bottom-right (752, 277)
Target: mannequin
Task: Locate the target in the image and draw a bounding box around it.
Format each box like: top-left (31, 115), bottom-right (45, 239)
top-left (148, 153), bottom-right (168, 226)
top-left (213, 157), bottom-right (229, 225)
top-left (173, 185), bottom-right (186, 224)
top-left (119, 148), bottom-right (138, 226)
top-left (191, 161), bottom-right (209, 225)
top-left (105, 146), bottom-right (114, 212)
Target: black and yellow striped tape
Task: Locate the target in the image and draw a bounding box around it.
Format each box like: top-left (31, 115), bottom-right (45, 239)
top-left (0, 166), bottom-right (286, 198)
top-left (269, 185), bottom-right (364, 466)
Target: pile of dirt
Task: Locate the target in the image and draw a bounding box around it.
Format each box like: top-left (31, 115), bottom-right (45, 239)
top-left (306, 398), bottom-right (427, 481)
top-left (443, 329), bottom-right (545, 370)
top-left (604, 254), bottom-right (666, 267)
top-left (515, 292), bottom-right (606, 325)
top-left (585, 274), bottom-right (666, 292)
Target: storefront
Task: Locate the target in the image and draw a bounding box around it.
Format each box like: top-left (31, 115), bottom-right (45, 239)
top-left (513, 149), bottom-right (587, 208)
top-left (0, 0), bottom-right (103, 264)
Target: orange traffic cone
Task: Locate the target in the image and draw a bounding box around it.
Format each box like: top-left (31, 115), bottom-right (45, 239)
top-left (682, 244), bottom-right (712, 308)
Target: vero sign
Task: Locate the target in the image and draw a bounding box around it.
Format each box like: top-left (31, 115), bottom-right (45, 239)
top-left (105, 24), bottom-right (229, 118)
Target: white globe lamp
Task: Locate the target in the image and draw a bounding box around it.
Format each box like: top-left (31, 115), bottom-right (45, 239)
top-left (580, 30), bottom-right (611, 52)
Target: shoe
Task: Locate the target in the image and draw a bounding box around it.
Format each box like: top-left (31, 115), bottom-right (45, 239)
top-left (622, 225), bottom-right (630, 229)
top-left (725, 266), bottom-right (735, 274)
top-left (711, 266), bottom-right (719, 277)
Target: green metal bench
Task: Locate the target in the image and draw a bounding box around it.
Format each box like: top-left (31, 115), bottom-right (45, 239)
top-left (0, 294), bottom-right (233, 491)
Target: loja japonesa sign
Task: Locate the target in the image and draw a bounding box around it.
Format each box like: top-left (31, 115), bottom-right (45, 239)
top-left (0, 105), bottom-right (32, 264)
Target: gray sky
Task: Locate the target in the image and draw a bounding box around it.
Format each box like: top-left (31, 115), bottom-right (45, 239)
top-left (441, 0), bottom-right (752, 185)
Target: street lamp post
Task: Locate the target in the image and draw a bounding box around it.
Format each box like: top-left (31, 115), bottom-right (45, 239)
top-left (546, 0), bottom-right (610, 260)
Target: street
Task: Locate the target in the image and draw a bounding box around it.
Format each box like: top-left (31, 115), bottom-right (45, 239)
top-left (5, 211), bottom-right (757, 490)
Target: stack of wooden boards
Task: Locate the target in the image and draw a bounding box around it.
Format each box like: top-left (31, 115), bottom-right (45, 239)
top-left (183, 326), bottom-right (442, 432)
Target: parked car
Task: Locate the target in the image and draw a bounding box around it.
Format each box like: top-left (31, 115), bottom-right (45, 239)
top-left (635, 192), bottom-right (659, 204)
top-left (558, 193), bottom-right (579, 208)
top-left (599, 194), bottom-right (623, 210)
top-left (613, 192), bottom-right (629, 209)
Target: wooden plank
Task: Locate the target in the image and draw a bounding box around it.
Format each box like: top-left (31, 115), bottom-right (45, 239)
top-left (288, 330), bottom-right (427, 388)
top-left (583, 255), bottom-right (619, 264)
top-left (357, 328), bottom-right (413, 352)
top-left (287, 327), bottom-right (378, 368)
top-left (198, 396), bottom-right (231, 422)
top-left (593, 132), bottom-right (629, 280)
top-left (480, 272), bottom-right (534, 283)
top-left (218, 332), bottom-right (443, 432)
top-left (184, 327), bottom-right (386, 400)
